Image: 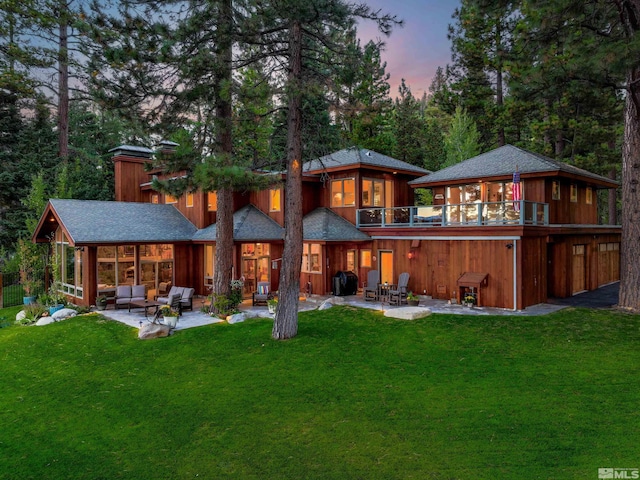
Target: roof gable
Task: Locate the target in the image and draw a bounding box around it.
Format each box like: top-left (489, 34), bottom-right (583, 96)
top-left (409, 145), bottom-right (618, 188)
top-left (303, 147), bottom-right (430, 176)
top-left (35, 199), bottom-right (197, 244)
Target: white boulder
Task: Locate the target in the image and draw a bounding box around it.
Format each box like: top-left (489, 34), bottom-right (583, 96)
top-left (227, 312), bottom-right (247, 324)
top-left (384, 307), bottom-right (432, 320)
top-left (16, 311), bottom-right (26, 322)
top-left (52, 308), bottom-right (77, 321)
top-left (138, 323), bottom-right (171, 339)
top-left (36, 316), bottom-right (56, 326)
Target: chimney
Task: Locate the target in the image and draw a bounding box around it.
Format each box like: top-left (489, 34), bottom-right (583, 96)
top-left (109, 145), bottom-right (154, 202)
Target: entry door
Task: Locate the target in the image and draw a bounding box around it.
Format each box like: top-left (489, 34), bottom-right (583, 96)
top-left (379, 251), bottom-right (394, 285)
top-left (572, 244), bottom-right (586, 294)
top-left (242, 258), bottom-right (256, 295)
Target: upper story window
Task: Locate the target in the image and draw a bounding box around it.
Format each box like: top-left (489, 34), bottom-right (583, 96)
top-left (186, 193), bottom-right (194, 208)
top-left (331, 178), bottom-right (355, 207)
top-left (270, 189), bottom-right (281, 212)
top-left (552, 181), bottom-right (561, 200)
top-left (165, 194), bottom-right (177, 204)
top-left (362, 178), bottom-right (384, 207)
top-left (570, 184), bottom-right (578, 203)
top-left (151, 194), bottom-right (159, 204)
top-left (447, 184), bottom-right (481, 204)
top-left (586, 187), bottom-right (593, 205)
top-left (207, 192), bottom-right (217, 211)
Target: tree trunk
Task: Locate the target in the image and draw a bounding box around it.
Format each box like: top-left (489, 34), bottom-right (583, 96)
top-left (608, 166), bottom-right (617, 225)
top-left (212, 0), bottom-right (234, 305)
top-left (273, 19), bottom-right (303, 340)
top-left (57, 1), bottom-right (69, 160)
top-left (495, 22), bottom-right (505, 147)
top-left (618, 64), bottom-right (640, 311)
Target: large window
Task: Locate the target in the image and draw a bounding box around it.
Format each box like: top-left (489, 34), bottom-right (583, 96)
top-left (204, 245), bottom-right (216, 288)
top-left (331, 178), bottom-right (355, 207)
top-left (346, 250), bottom-right (356, 272)
top-left (54, 229), bottom-right (83, 299)
top-left (302, 244), bottom-right (322, 273)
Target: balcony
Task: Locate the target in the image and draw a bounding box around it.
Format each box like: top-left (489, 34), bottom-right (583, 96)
top-left (356, 201), bottom-right (549, 228)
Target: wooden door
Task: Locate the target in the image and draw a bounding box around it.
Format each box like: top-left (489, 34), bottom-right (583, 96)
top-left (572, 244), bottom-right (586, 294)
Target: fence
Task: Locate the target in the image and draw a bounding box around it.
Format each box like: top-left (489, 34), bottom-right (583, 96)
top-left (0, 271), bottom-right (47, 309)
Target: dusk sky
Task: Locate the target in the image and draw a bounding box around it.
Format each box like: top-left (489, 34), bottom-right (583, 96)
top-left (359, 0), bottom-right (461, 98)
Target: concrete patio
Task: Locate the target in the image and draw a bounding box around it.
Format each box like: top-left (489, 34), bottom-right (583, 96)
top-left (98, 291), bottom-right (573, 331)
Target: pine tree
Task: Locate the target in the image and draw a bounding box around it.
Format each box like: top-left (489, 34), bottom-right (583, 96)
top-left (443, 106), bottom-right (480, 166)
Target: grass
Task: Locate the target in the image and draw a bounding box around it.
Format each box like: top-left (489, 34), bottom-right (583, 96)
top-left (0, 306), bottom-right (638, 479)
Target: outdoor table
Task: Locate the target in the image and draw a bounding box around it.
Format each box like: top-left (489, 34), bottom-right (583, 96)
top-left (128, 299), bottom-right (163, 319)
top-left (377, 283), bottom-right (396, 303)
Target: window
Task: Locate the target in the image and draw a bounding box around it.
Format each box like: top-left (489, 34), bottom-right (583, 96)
top-left (204, 245), bottom-right (215, 287)
top-left (331, 178), bottom-right (355, 207)
top-left (586, 187), bottom-right (593, 205)
top-left (165, 194), bottom-right (177, 204)
top-left (570, 184), bottom-right (578, 203)
top-left (360, 249), bottom-right (372, 268)
top-left (151, 194), bottom-right (159, 204)
top-left (186, 193), bottom-right (194, 208)
top-left (552, 181), bottom-right (561, 200)
top-left (270, 189), bottom-right (281, 212)
top-left (53, 229), bottom-right (83, 299)
top-left (346, 250), bottom-right (356, 272)
top-left (362, 178), bottom-right (384, 207)
top-left (207, 192), bottom-right (217, 211)
top-left (302, 244), bottom-right (322, 273)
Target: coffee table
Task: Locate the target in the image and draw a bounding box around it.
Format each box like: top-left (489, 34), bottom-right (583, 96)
top-left (128, 299), bottom-right (163, 318)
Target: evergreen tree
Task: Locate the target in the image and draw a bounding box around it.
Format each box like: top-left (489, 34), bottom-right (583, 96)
top-left (443, 106), bottom-right (480, 166)
top-left (393, 79), bottom-right (425, 166)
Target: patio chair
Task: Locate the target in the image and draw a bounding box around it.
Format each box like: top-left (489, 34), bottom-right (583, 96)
top-left (114, 285), bottom-right (132, 309)
top-left (389, 272), bottom-right (410, 306)
top-left (157, 286), bottom-right (184, 305)
top-left (180, 287), bottom-right (195, 311)
top-left (131, 285), bottom-right (146, 302)
top-left (252, 281), bottom-right (272, 306)
top-left (363, 270), bottom-right (379, 301)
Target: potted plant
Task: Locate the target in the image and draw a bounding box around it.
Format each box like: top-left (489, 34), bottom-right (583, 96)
top-left (267, 297), bottom-right (278, 314)
top-left (96, 295), bottom-right (108, 311)
top-left (159, 305), bottom-right (179, 328)
top-left (464, 293), bottom-right (477, 308)
top-left (407, 291), bottom-right (419, 306)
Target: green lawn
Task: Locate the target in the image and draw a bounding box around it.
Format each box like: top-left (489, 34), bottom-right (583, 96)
top-left (0, 306), bottom-right (638, 479)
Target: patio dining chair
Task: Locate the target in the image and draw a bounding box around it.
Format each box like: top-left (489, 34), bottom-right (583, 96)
top-left (363, 270), bottom-right (379, 301)
top-left (389, 272), bottom-right (410, 305)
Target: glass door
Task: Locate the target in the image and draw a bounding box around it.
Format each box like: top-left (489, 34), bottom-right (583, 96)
top-left (379, 250), bottom-right (394, 285)
top-left (242, 258), bottom-right (257, 295)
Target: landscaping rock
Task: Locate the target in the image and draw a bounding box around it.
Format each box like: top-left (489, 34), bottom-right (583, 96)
top-left (138, 323), bottom-right (171, 339)
top-left (227, 312), bottom-right (247, 324)
top-left (52, 308), bottom-right (77, 321)
top-left (16, 311), bottom-right (26, 322)
top-left (384, 307), bottom-right (432, 320)
top-left (35, 316), bottom-right (56, 326)
top-left (318, 300), bottom-right (333, 310)
top-left (329, 296), bottom-right (346, 305)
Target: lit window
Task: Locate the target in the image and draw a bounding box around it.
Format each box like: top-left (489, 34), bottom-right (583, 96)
top-left (270, 189), bottom-right (281, 212)
top-left (362, 179), bottom-right (385, 207)
top-left (360, 249), bottom-right (372, 268)
top-left (208, 192), bottom-right (217, 211)
top-left (570, 184), bottom-right (578, 203)
top-left (331, 179), bottom-right (355, 207)
top-left (165, 194), bottom-right (177, 204)
top-left (346, 250), bottom-right (356, 272)
top-left (151, 194), bottom-right (159, 204)
top-left (186, 193), bottom-right (194, 208)
top-left (586, 187), bottom-right (593, 205)
top-left (302, 244), bottom-right (322, 273)
top-left (552, 181), bottom-right (560, 200)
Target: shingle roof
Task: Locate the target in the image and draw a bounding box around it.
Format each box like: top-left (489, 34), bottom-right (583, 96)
top-left (303, 208), bottom-right (370, 241)
top-left (48, 199), bottom-right (197, 244)
top-left (303, 147), bottom-right (430, 176)
top-left (409, 144), bottom-right (618, 187)
top-left (192, 204), bottom-right (284, 241)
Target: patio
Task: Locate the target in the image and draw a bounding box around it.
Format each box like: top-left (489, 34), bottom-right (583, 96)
top-left (98, 292), bottom-right (568, 330)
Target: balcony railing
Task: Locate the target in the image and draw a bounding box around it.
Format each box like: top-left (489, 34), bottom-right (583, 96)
top-left (356, 201), bottom-right (549, 228)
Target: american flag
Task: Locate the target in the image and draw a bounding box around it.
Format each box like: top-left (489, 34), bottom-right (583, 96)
top-left (513, 171), bottom-right (521, 211)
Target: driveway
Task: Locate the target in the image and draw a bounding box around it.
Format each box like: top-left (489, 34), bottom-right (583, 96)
top-left (547, 282), bottom-right (619, 309)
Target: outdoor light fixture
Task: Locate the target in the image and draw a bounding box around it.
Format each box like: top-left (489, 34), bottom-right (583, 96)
top-left (408, 251), bottom-right (416, 260)
top-left (506, 243), bottom-right (513, 249)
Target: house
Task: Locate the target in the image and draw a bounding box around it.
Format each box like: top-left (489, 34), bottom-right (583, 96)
top-left (32, 144), bottom-right (620, 311)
